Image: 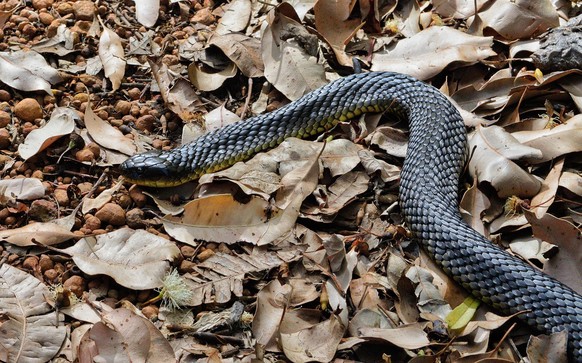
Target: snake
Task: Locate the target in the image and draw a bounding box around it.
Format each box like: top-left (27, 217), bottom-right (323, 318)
top-left (120, 72), bottom-right (582, 360)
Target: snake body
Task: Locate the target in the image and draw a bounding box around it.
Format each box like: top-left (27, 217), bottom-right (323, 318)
top-left (120, 72), bottom-right (582, 360)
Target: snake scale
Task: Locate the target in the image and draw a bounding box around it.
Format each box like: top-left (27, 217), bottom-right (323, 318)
top-left (120, 72), bottom-right (582, 360)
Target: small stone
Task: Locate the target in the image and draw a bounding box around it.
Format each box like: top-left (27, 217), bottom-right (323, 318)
top-left (44, 268), bottom-right (59, 282)
top-left (95, 203), bottom-right (126, 226)
top-left (75, 148), bottom-right (95, 162)
top-left (39, 11), bottom-right (54, 25)
top-left (126, 208), bottom-right (145, 229)
top-left (22, 256), bottom-right (39, 270)
top-left (117, 194), bottom-right (132, 209)
top-left (54, 188), bottom-right (69, 207)
top-left (135, 115), bottom-right (156, 132)
top-left (39, 255), bottom-right (54, 272)
top-left (136, 290), bottom-right (151, 302)
top-left (29, 200), bottom-right (57, 221)
top-left (31, 169), bottom-right (43, 180)
top-left (179, 259), bottom-right (196, 273)
top-left (73, 1), bottom-right (96, 21)
top-left (0, 111), bottom-right (9, 128)
top-left (127, 88), bottom-right (141, 100)
top-left (115, 100), bottom-right (132, 115)
top-left (63, 275), bottom-right (86, 298)
top-left (32, 0), bottom-right (54, 10)
top-left (141, 305), bottom-right (159, 320)
top-left (191, 8), bottom-right (215, 25)
top-left (83, 215), bottom-right (101, 231)
top-left (14, 98), bottom-right (43, 122)
top-left (86, 142), bottom-right (101, 158)
top-left (128, 186), bottom-right (147, 207)
top-left (0, 90), bottom-right (10, 102)
top-left (197, 248), bottom-right (215, 262)
top-left (0, 129), bottom-right (10, 149)
top-left (181, 245), bottom-right (196, 258)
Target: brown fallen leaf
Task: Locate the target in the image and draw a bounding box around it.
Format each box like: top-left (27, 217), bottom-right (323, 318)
top-left (85, 99), bottom-right (136, 156)
top-left (17, 107), bottom-right (77, 160)
top-left (527, 329), bottom-right (568, 363)
top-left (0, 178), bottom-right (45, 201)
top-left (98, 24), bottom-right (126, 90)
top-left (0, 214), bottom-right (78, 247)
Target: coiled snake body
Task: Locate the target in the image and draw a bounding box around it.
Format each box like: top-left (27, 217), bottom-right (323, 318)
top-left (121, 72), bottom-right (582, 360)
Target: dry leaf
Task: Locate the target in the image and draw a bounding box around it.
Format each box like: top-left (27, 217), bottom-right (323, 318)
top-left (527, 329), bottom-right (568, 363)
top-left (204, 104), bottom-right (241, 133)
top-left (280, 312), bottom-right (345, 363)
top-left (0, 220), bottom-right (78, 247)
top-left (98, 25), bottom-right (126, 90)
top-left (0, 264), bottom-right (67, 363)
top-left (215, 0), bottom-right (251, 35)
top-left (355, 323), bottom-right (431, 350)
top-left (82, 180), bottom-right (124, 214)
top-left (184, 248), bottom-right (290, 307)
top-left (18, 107), bottom-right (77, 160)
top-left (530, 158), bottom-right (563, 218)
top-left (188, 61), bottom-right (237, 91)
top-left (262, 7), bottom-right (327, 100)
top-left (479, 0), bottom-right (559, 40)
top-left (209, 33), bottom-right (264, 78)
top-left (134, 0), bottom-right (159, 28)
top-left (468, 125), bottom-right (542, 198)
top-left (84, 100), bottom-right (136, 156)
top-left (61, 228), bottom-right (180, 290)
top-left (0, 178), bottom-right (45, 201)
top-left (252, 279), bottom-right (292, 351)
top-left (0, 50), bottom-right (62, 94)
top-left (371, 26), bottom-right (496, 80)
top-left (78, 308), bottom-right (175, 362)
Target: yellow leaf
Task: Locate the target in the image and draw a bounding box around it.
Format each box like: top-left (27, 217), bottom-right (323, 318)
top-left (446, 295), bottom-right (481, 332)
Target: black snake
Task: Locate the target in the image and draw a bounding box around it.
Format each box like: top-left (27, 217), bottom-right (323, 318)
top-left (120, 72), bottom-right (582, 360)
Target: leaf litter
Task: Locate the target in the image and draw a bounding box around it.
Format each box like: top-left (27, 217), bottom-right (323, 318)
top-left (0, 0), bottom-right (581, 362)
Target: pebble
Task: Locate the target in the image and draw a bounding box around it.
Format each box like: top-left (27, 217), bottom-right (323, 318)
top-left (197, 248), bottom-right (215, 261)
top-left (75, 148), bottom-right (95, 162)
top-left (0, 90), bottom-right (10, 101)
top-left (128, 186), bottom-right (147, 207)
top-left (191, 8), bottom-right (215, 25)
top-left (0, 111), bottom-right (10, 128)
top-left (73, 1), bottom-right (96, 21)
top-left (44, 268), bottom-right (59, 282)
top-left (141, 305), bottom-right (159, 320)
top-left (95, 202), bottom-right (126, 226)
top-left (38, 11), bottom-right (54, 25)
top-left (115, 100), bottom-right (132, 115)
top-left (181, 245), bottom-right (196, 258)
top-left (63, 275), bottom-right (86, 298)
top-left (135, 115), bottom-right (156, 132)
top-left (179, 259), bottom-right (196, 273)
top-left (14, 98), bottom-right (42, 122)
top-left (39, 255), bottom-right (54, 272)
top-left (31, 0), bottom-right (54, 10)
top-left (54, 188), bottom-right (69, 207)
top-left (83, 215), bottom-right (101, 231)
top-left (22, 256), bottom-right (39, 270)
top-left (126, 208), bottom-right (145, 229)
top-left (29, 199), bottom-right (57, 221)
top-left (0, 129), bottom-right (10, 149)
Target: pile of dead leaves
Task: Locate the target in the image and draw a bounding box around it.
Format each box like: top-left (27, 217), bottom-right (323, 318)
top-left (0, 0), bottom-right (581, 362)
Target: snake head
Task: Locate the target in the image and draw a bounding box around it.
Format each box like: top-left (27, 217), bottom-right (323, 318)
top-left (120, 150), bottom-right (177, 187)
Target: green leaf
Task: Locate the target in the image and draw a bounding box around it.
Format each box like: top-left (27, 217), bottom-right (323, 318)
top-left (445, 295), bottom-right (481, 332)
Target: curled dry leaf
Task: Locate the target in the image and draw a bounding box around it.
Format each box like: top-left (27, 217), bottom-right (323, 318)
top-left (0, 178), bottom-right (45, 201)
top-left (188, 61), bottom-right (237, 92)
top-left (512, 114), bottom-right (582, 163)
top-left (252, 279), bottom-right (292, 351)
top-left (215, 0), bottom-right (251, 35)
top-left (280, 312), bottom-right (345, 363)
top-left (61, 228), bottom-right (180, 290)
top-left (478, 0), bottom-right (559, 40)
top-left (0, 50), bottom-right (62, 94)
top-left (148, 59), bottom-right (205, 121)
top-left (84, 100), bottom-right (136, 156)
top-left (371, 26), bottom-right (496, 80)
top-left (134, 0), bottom-right (159, 28)
top-left (351, 323), bottom-right (431, 350)
top-left (98, 25), bottom-right (126, 91)
top-left (204, 104), bottom-right (241, 133)
top-left (209, 33), bottom-right (264, 78)
top-left (262, 5), bottom-right (327, 101)
top-left (18, 107), bottom-right (77, 160)
top-left (313, 0), bottom-right (362, 66)
top-left (468, 125), bottom-right (542, 198)
top-left (530, 158), bottom-right (563, 218)
top-left (78, 308), bottom-right (175, 362)
top-left (524, 210), bottom-right (582, 295)
top-left (0, 264), bottom-right (67, 363)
